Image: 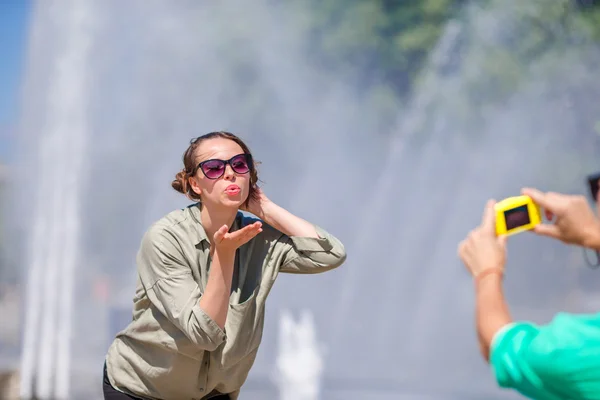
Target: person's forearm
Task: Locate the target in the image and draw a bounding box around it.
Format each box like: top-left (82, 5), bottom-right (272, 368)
top-left (199, 250), bottom-right (235, 329)
top-left (261, 202), bottom-right (318, 238)
top-left (475, 273), bottom-right (513, 361)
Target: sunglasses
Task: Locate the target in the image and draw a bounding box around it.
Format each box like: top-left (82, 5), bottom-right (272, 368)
top-left (195, 153), bottom-right (253, 180)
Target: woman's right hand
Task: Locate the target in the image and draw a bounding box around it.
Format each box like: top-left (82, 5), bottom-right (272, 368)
top-left (213, 221), bottom-right (263, 255)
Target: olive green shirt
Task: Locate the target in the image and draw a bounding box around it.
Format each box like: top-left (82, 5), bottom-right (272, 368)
top-left (105, 204), bottom-right (346, 400)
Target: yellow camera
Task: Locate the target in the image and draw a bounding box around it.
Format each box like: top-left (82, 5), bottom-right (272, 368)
top-left (495, 195), bottom-right (541, 236)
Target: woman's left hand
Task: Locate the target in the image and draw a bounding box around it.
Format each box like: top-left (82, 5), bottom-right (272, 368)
top-left (458, 200), bottom-right (507, 278)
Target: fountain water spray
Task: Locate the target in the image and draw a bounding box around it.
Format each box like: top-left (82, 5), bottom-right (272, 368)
top-left (274, 309), bottom-right (325, 400)
top-left (19, 2), bottom-right (93, 398)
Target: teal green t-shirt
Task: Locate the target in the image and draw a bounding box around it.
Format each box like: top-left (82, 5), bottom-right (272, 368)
top-left (490, 312), bottom-right (600, 399)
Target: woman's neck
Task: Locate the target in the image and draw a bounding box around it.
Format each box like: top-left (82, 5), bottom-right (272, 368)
top-left (200, 204), bottom-right (238, 244)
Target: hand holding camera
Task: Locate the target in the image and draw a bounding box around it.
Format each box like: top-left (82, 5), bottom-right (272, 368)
top-left (520, 187), bottom-right (600, 249)
top-left (459, 172), bottom-right (600, 277)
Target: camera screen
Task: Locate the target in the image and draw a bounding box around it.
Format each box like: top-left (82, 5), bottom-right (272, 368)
top-left (504, 205), bottom-right (530, 230)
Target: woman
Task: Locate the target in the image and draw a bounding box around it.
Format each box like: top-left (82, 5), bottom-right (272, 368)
top-left (458, 187), bottom-right (600, 399)
top-left (103, 131), bottom-right (347, 400)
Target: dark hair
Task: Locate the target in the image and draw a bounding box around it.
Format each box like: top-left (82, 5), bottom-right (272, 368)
top-left (171, 131), bottom-right (260, 206)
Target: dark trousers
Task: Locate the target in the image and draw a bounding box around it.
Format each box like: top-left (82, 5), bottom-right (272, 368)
top-left (103, 363), bottom-right (230, 400)
top-left (103, 363), bottom-right (144, 400)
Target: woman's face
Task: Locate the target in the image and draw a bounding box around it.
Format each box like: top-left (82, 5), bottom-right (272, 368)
top-left (189, 137), bottom-right (252, 209)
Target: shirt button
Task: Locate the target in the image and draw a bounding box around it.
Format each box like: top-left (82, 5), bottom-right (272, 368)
top-left (199, 388), bottom-right (204, 391)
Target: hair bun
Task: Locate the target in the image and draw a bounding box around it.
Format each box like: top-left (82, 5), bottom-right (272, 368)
top-left (171, 170), bottom-right (187, 193)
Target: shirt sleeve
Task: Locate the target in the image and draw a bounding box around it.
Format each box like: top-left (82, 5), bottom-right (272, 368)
top-left (137, 228), bottom-right (226, 352)
top-left (273, 225), bottom-right (347, 274)
top-left (490, 312), bottom-right (600, 400)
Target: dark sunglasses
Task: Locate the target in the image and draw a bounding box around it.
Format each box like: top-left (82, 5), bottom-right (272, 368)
top-left (195, 153), bottom-right (253, 180)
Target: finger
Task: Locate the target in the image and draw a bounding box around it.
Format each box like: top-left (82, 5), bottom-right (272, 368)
top-left (521, 187), bottom-right (551, 210)
top-left (238, 227), bottom-right (263, 246)
top-left (459, 251), bottom-right (473, 272)
top-left (459, 238), bottom-right (472, 259)
top-left (240, 224), bottom-right (263, 240)
top-left (240, 222), bottom-right (262, 232)
top-left (244, 221), bottom-right (262, 234)
top-left (214, 224), bottom-right (229, 242)
top-left (481, 199), bottom-right (497, 232)
top-left (229, 222), bottom-right (262, 241)
top-left (532, 223), bottom-right (561, 240)
top-left (228, 229), bottom-right (250, 241)
top-left (544, 209), bottom-right (554, 222)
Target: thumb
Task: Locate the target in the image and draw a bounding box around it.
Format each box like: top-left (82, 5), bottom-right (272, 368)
top-left (532, 223), bottom-right (561, 240)
top-left (214, 224), bottom-right (229, 242)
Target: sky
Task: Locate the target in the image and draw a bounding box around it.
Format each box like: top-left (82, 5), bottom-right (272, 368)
top-left (0, 0), bottom-right (31, 161)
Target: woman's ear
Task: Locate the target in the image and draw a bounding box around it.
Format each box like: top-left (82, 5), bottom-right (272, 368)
top-left (189, 176), bottom-right (202, 196)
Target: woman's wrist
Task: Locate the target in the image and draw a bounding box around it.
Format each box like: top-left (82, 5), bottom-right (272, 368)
top-left (257, 200), bottom-right (278, 224)
top-left (213, 248), bottom-right (236, 267)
